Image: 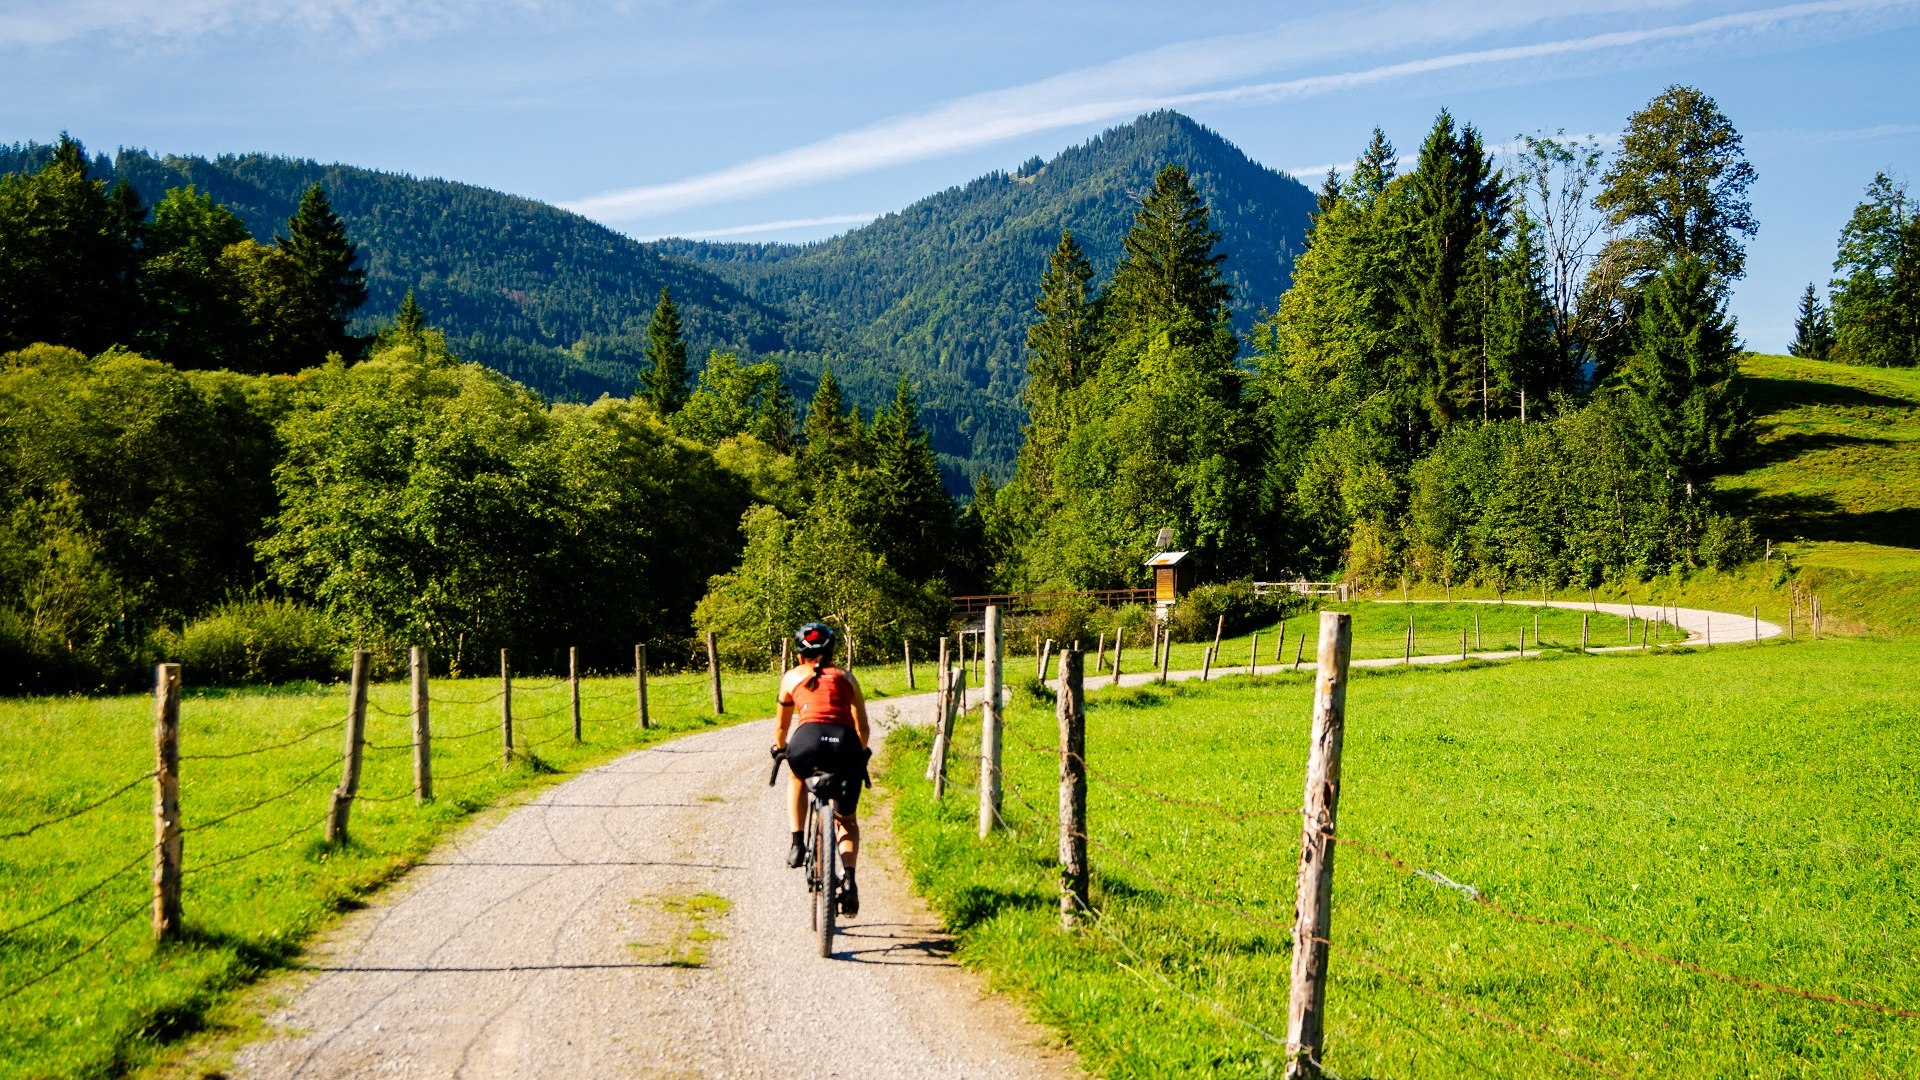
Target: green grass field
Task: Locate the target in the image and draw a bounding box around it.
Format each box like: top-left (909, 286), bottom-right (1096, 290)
top-left (885, 637), bottom-right (1920, 1078)
top-left (0, 663), bottom-right (818, 1080)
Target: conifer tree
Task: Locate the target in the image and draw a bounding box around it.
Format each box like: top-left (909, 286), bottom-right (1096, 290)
top-left (864, 377), bottom-right (955, 582)
top-left (0, 135), bottom-right (141, 354)
top-left (1402, 110), bottom-right (1505, 430)
top-left (374, 288), bottom-right (433, 352)
top-left (1104, 164), bottom-right (1232, 338)
top-left (279, 183), bottom-right (368, 357)
top-left (641, 286), bottom-right (691, 412)
top-left (1789, 284), bottom-right (1835, 360)
top-left (802, 368), bottom-right (862, 476)
top-left (1485, 209), bottom-right (1559, 419)
top-left (1621, 256), bottom-right (1745, 498)
top-left (1020, 230), bottom-right (1099, 498)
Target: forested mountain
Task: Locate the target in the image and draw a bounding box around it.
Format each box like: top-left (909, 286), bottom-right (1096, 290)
top-left (661, 112), bottom-right (1318, 474)
top-left (0, 141), bottom-right (788, 400)
top-left (2, 112), bottom-right (1313, 483)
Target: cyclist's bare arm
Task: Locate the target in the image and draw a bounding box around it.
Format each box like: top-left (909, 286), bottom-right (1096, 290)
top-left (774, 668), bottom-right (801, 748)
top-left (846, 673), bottom-right (871, 748)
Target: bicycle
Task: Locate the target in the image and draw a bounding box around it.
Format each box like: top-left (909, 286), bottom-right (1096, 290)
top-left (770, 753), bottom-right (861, 957)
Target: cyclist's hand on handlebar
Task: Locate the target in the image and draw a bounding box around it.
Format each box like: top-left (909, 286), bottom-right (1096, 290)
top-left (770, 744), bottom-right (787, 761)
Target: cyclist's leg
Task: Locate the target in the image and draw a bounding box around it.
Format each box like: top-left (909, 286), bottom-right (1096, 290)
top-left (787, 773), bottom-right (806, 832)
top-left (835, 810), bottom-right (859, 872)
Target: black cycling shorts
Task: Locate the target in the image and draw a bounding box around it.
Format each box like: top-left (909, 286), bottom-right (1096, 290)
top-left (786, 722), bottom-right (864, 816)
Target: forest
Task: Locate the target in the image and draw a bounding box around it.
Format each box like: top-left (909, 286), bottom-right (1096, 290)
top-left (4, 88), bottom-right (1916, 693)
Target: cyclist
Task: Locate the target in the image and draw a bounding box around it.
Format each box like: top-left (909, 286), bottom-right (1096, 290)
top-left (771, 622), bottom-right (871, 916)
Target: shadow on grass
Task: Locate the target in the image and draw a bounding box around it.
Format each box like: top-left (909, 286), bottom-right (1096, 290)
top-left (944, 883), bottom-right (1054, 931)
top-left (1739, 373), bottom-right (1919, 413)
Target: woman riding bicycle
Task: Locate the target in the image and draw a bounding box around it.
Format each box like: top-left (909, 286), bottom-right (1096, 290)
top-left (772, 622), bottom-right (870, 916)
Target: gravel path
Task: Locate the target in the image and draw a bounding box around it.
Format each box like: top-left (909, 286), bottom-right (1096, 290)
top-left (230, 688), bottom-right (1076, 1079)
top-left (229, 600), bottom-right (1766, 1078)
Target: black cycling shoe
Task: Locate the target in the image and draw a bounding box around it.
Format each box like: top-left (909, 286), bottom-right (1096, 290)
top-left (786, 841), bottom-right (805, 869)
top-left (838, 880), bottom-right (859, 917)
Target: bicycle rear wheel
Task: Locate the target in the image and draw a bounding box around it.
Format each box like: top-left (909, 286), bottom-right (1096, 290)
top-left (815, 796), bottom-right (837, 957)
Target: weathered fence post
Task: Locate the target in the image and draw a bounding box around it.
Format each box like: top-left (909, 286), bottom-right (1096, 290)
top-left (1058, 647), bottom-right (1088, 928)
top-left (1039, 639), bottom-right (1055, 682)
top-left (1095, 631), bottom-right (1107, 673)
top-left (1474, 611), bottom-right (1481, 649)
top-left (1460, 626), bottom-right (1468, 660)
top-left (1285, 611), bottom-right (1351, 1079)
top-left (1151, 626), bottom-right (1163, 669)
top-left (1275, 621), bottom-right (1287, 663)
top-left (1212, 615), bottom-right (1226, 661)
top-left (326, 650), bottom-right (369, 844)
top-left (1518, 625), bottom-right (1526, 658)
top-left (1110, 628), bottom-right (1125, 687)
top-left (1201, 646), bottom-right (1213, 681)
top-left (1788, 602), bottom-right (1795, 640)
top-left (706, 632), bottom-right (724, 715)
top-left (780, 636), bottom-right (792, 672)
top-left (411, 646), bottom-right (432, 804)
top-left (937, 640), bottom-right (963, 799)
top-left (1642, 619), bottom-right (1650, 649)
top-left (1293, 634), bottom-right (1306, 671)
top-left (1036, 638), bottom-right (1047, 679)
top-left (500, 648), bottom-right (514, 764)
top-left (906, 640), bottom-right (916, 690)
top-left (569, 646), bottom-right (582, 743)
top-left (1159, 629), bottom-right (1172, 684)
top-left (1581, 614), bottom-right (1590, 654)
top-left (928, 636), bottom-right (951, 783)
top-left (1403, 614), bottom-right (1413, 664)
top-left (979, 605), bottom-right (1004, 838)
top-left (1754, 607), bottom-right (1760, 643)
top-left (1534, 612), bottom-right (1541, 648)
top-left (152, 663), bottom-right (182, 943)
top-left (635, 644), bottom-right (650, 730)
top-left (1250, 631), bottom-right (1260, 676)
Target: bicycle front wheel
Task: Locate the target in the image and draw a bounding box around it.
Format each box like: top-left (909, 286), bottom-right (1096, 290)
top-left (816, 799), bottom-right (837, 957)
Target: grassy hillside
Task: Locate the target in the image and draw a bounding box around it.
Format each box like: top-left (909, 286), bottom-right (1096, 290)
top-left (887, 638), bottom-right (1920, 1078)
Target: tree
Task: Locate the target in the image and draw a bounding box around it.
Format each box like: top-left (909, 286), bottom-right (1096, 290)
top-left (1401, 110), bottom-right (1505, 429)
top-left (673, 350), bottom-right (794, 448)
top-left (1829, 172), bottom-right (1919, 367)
top-left (0, 135), bottom-right (142, 355)
top-left (1789, 284), bottom-right (1835, 360)
top-left (278, 183), bottom-right (368, 358)
top-left (1619, 256), bottom-right (1746, 499)
top-left (641, 286), bottom-right (691, 413)
top-left (1485, 208), bottom-right (1561, 419)
top-left (1515, 131), bottom-right (1609, 362)
top-left (862, 377), bottom-right (955, 583)
top-left (801, 368), bottom-right (865, 478)
top-left (1597, 85), bottom-right (1758, 284)
top-left (1103, 164), bottom-right (1233, 339)
top-left (1019, 230), bottom-right (1099, 499)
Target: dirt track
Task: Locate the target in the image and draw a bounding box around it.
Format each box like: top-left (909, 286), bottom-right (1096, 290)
top-left (228, 600), bottom-right (1769, 1077)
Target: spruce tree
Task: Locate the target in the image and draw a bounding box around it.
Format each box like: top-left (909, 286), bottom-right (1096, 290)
top-left (279, 183), bottom-right (368, 357)
top-left (1104, 164), bottom-right (1232, 338)
top-left (1485, 208), bottom-right (1559, 419)
top-left (1621, 256), bottom-right (1745, 498)
top-left (1402, 110), bottom-right (1504, 431)
top-left (865, 377), bottom-right (955, 582)
top-left (373, 288), bottom-right (432, 352)
top-left (1789, 284), bottom-right (1835, 360)
top-left (802, 368), bottom-right (863, 476)
top-left (1021, 230), bottom-right (1098, 499)
top-left (641, 286), bottom-right (691, 412)
top-left (0, 135), bottom-right (141, 354)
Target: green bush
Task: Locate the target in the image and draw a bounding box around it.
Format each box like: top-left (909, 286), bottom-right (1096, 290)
top-left (158, 599), bottom-right (345, 686)
top-left (1166, 580), bottom-right (1296, 643)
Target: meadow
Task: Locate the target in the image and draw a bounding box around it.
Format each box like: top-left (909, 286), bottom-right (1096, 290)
top-left (0, 660), bottom-right (851, 1080)
top-left (884, 636), bottom-right (1920, 1078)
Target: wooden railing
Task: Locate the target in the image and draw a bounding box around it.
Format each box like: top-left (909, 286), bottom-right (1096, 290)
top-left (950, 589), bottom-right (1155, 620)
top-left (1254, 580), bottom-right (1348, 600)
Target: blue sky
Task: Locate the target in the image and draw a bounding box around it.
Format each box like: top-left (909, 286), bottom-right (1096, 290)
top-left (3, 1), bottom-right (1916, 350)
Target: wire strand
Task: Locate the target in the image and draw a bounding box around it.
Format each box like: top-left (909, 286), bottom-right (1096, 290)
top-left (0, 844), bottom-right (153, 944)
top-left (0, 771), bottom-right (156, 841)
top-left (180, 759), bottom-right (337, 835)
top-left (181, 717), bottom-right (346, 762)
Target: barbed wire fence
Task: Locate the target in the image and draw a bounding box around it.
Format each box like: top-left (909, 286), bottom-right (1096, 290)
top-left (0, 632), bottom-right (760, 1013)
top-left (926, 606), bottom-right (1910, 1079)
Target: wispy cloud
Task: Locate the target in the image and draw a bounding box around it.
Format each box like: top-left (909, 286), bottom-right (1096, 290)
top-left (565, 0), bottom-right (1918, 222)
top-left (0, 0), bottom-right (584, 48)
top-left (645, 213), bottom-right (880, 241)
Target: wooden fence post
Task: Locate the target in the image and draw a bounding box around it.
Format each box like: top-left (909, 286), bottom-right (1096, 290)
top-left (1212, 615), bottom-right (1226, 661)
top-left (936, 641), bottom-right (963, 800)
top-left (1201, 646), bottom-right (1213, 681)
top-left (1754, 607), bottom-right (1760, 643)
top-left (1285, 611), bottom-right (1351, 1079)
top-left (1293, 633), bottom-right (1306, 671)
top-left (1534, 612), bottom-right (1541, 648)
top-left (1094, 632), bottom-right (1106, 674)
top-left (928, 636), bottom-right (951, 783)
top-left (707, 632), bottom-right (724, 715)
top-left (1788, 602), bottom-right (1795, 639)
top-left (1250, 631), bottom-right (1259, 676)
top-left (1058, 647), bottom-right (1088, 928)
top-left (1159, 629), bottom-right (1172, 685)
top-left (1110, 628), bottom-right (1125, 687)
top-left (1518, 625), bottom-right (1526, 658)
top-left (1040, 639), bottom-right (1055, 682)
top-left (635, 644), bottom-right (650, 730)
top-left (569, 646), bottom-right (582, 743)
top-left (979, 605), bottom-right (1003, 838)
top-left (780, 636), bottom-right (792, 672)
top-left (1276, 621), bottom-right (1287, 663)
top-left (1403, 615), bottom-right (1413, 664)
top-left (326, 650), bottom-right (369, 844)
top-left (1642, 619), bottom-right (1649, 649)
top-left (152, 663), bottom-right (182, 943)
top-left (1460, 626), bottom-right (1468, 660)
top-left (1474, 611), bottom-right (1481, 649)
top-left (906, 640), bottom-right (916, 690)
top-left (1151, 626), bottom-right (1162, 669)
top-left (500, 648), bottom-right (514, 764)
top-left (1581, 614), bottom-right (1590, 654)
top-left (411, 646), bottom-right (432, 804)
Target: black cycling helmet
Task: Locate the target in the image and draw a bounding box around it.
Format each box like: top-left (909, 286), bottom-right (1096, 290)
top-left (795, 622), bottom-right (835, 655)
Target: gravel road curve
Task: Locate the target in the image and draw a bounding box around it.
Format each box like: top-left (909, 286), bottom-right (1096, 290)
top-left (230, 687), bottom-right (1076, 1080)
top-left (229, 600), bottom-right (1764, 1078)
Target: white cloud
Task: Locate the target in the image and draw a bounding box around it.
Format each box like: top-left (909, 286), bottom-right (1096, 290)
top-left (565, 0), bottom-right (1919, 222)
top-left (0, 0), bottom-right (575, 48)
top-left (644, 213), bottom-right (880, 241)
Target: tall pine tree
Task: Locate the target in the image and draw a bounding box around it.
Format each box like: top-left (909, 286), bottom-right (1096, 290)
top-left (0, 135), bottom-right (142, 354)
top-left (863, 377), bottom-right (956, 583)
top-left (1789, 284), bottom-right (1835, 360)
top-left (1402, 110), bottom-right (1505, 432)
top-left (1621, 256), bottom-right (1745, 499)
top-left (279, 183), bottom-right (368, 358)
top-left (1019, 230), bottom-right (1099, 500)
top-left (641, 286), bottom-right (691, 412)
top-left (1103, 164), bottom-right (1232, 341)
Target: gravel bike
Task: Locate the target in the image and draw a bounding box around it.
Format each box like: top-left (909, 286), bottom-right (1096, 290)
top-left (770, 754), bottom-right (861, 957)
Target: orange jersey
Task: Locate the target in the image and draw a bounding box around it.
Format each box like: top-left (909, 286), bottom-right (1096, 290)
top-left (784, 664), bottom-right (857, 726)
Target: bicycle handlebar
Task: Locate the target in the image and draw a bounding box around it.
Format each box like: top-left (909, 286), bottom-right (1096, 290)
top-left (769, 756), bottom-right (784, 785)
